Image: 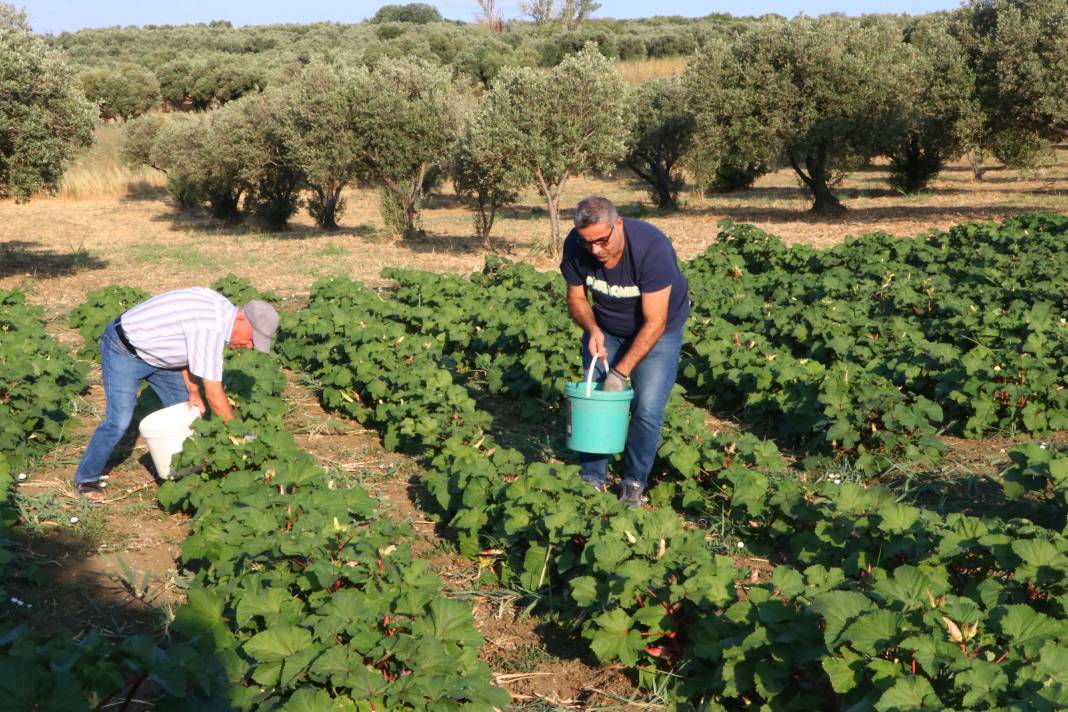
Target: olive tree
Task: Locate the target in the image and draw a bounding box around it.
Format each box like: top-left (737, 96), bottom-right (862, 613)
top-left (685, 17), bottom-right (913, 215)
top-left (477, 45), bottom-right (628, 255)
top-left (953, 0), bottom-right (1068, 178)
top-left (347, 58), bottom-right (464, 238)
top-left (147, 115), bottom-right (223, 212)
top-left (625, 76), bottom-right (694, 210)
top-left (370, 4), bottom-right (443, 23)
top-left (79, 63), bottom-right (161, 121)
top-left (284, 63), bottom-right (362, 230)
top-left (222, 90), bottom-right (305, 231)
top-left (884, 18), bottom-right (974, 193)
top-left (451, 102), bottom-right (530, 249)
top-left (0, 4), bottom-right (96, 201)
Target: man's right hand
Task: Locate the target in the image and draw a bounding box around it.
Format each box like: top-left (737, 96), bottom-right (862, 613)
top-left (588, 328), bottom-right (608, 360)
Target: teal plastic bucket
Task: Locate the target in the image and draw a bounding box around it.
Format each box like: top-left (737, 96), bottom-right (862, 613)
top-left (565, 359), bottom-right (634, 454)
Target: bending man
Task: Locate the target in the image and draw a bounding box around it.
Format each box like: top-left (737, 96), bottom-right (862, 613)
top-left (560, 196), bottom-right (689, 509)
top-left (73, 287), bottom-right (279, 501)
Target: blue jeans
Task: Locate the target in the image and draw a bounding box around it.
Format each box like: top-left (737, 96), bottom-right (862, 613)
top-left (578, 329), bottom-right (683, 489)
top-left (74, 321), bottom-right (189, 484)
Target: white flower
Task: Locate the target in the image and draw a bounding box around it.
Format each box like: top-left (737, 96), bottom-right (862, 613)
top-left (17, 473), bottom-right (27, 481)
top-left (832, 478), bottom-right (842, 485)
top-left (69, 516), bottom-right (79, 524)
top-left (1040, 443), bottom-right (1048, 449)
top-left (736, 541), bottom-right (745, 549)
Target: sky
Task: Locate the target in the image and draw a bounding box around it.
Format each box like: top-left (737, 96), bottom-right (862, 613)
top-left (18, 0), bottom-right (965, 35)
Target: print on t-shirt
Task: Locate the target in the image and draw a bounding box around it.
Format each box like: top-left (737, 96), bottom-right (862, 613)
top-left (586, 275), bottom-right (641, 299)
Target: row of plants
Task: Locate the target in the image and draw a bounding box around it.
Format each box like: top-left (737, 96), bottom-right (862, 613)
top-left (279, 275), bottom-right (795, 705)
top-left (682, 213), bottom-right (1068, 469)
top-left (283, 252), bottom-right (1068, 708)
top-left (0, 290), bottom-right (224, 711)
top-left (0, 289), bottom-right (88, 467)
top-left (153, 318), bottom-right (508, 709)
top-left (66, 277), bottom-right (506, 708)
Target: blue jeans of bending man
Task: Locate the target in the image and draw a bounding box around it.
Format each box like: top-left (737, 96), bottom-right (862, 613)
top-left (74, 320), bottom-right (190, 485)
top-left (578, 329), bottom-right (683, 489)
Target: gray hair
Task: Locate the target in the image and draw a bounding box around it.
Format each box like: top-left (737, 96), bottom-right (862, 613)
top-left (573, 196), bottom-right (618, 229)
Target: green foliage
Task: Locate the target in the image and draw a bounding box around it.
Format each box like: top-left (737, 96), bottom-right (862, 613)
top-left (885, 17), bottom-right (974, 193)
top-left (624, 76), bottom-right (694, 210)
top-left (451, 100), bottom-right (530, 248)
top-left (0, 3), bottom-right (96, 201)
top-left (68, 285), bottom-right (150, 361)
top-left (149, 113), bottom-right (245, 217)
top-left (0, 290), bottom-right (88, 469)
top-left (686, 16), bottom-right (915, 215)
top-left (161, 322), bottom-right (508, 709)
top-left (218, 91), bottom-right (304, 231)
top-left (78, 62), bottom-right (161, 121)
top-left (285, 63), bottom-right (360, 231)
top-left (477, 44), bottom-right (629, 255)
top-left (209, 274), bottom-right (279, 305)
top-left (120, 113), bottom-right (166, 171)
top-left (370, 3), bottom-right (444, 23)
top-left (187, 54), bottom-right (264, 110)
top-left (681, 214), bottom-right (1068, 466)
top-left (346, 58), bottom-right (464, 239)
top-left (953, 0), bottom-right (1068, 173)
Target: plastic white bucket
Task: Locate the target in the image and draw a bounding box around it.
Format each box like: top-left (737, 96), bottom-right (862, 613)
top-left (138, 402), bottom-right (201, 480)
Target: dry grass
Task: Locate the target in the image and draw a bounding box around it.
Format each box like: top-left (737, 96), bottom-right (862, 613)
top-left (56, 124), bottom-right (166, 201)
top-left (617, 56), bottom-right (688, 84)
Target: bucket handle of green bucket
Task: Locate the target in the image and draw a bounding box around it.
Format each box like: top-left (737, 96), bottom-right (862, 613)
top-left (585, 356), bottom-right (606, 397)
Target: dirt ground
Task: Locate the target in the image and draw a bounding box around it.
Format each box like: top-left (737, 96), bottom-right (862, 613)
top-left (3, 148), bottom-right (1067, 310)
top-left (4, 145), bottom-right (1067, 709)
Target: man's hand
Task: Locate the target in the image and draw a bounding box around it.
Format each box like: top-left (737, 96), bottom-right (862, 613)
top-left (604, 368), bottom-right (628, 392)
top-left (588, 328), bottom-right (608, 360)
top-left (186, 391), bottom-right (207, 415)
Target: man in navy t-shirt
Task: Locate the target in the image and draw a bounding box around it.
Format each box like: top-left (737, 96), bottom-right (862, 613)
top-left (560, 196), bottom-right (689, 509)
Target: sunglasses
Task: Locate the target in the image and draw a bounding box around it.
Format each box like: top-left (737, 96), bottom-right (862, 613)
top-left (581, 224), bottom-right (614, 250)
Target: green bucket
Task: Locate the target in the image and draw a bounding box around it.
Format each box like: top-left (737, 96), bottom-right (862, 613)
top-left (565, 359), bottom-right (634, 454)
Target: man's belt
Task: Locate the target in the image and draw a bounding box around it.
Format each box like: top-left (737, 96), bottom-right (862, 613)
top-left (113, 317), bottom-right (139, 358)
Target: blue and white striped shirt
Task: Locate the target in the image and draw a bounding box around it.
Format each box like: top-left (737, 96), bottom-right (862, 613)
top-left (119, 288), bottom-right (238, 382)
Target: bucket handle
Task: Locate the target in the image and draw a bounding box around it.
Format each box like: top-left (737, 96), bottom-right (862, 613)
top-left (585, 356), bottom-right (607, 398)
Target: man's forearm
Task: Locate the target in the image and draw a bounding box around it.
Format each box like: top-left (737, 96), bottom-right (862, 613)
top-left (180, 368), bottom-right (199, 396)
top-left (203, 382), bottom-right (235, 422)
top-left (615, 320), bottom-right (666, 376)
top-left (567, 294), bottom-right (600, 334)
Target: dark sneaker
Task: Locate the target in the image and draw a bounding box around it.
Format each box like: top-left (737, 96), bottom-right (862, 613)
top-left (619, 481), bottom-right (644, 510)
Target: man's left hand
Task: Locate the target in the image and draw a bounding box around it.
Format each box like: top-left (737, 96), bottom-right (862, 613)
top-left (604, 368), bottom-right (629, 392)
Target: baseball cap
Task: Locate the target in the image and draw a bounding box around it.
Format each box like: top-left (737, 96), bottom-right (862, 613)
top-left (242, 300), bottom-right (279, 353)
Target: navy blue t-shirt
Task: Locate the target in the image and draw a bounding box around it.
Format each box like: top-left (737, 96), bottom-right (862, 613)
top-left (560, 218), bottom-right (689, 337)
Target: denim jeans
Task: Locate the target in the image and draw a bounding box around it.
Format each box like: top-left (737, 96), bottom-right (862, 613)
top-left (578, 329), bottom-right (683, 489)
top-left (74, 320), bottom-right (189, 485)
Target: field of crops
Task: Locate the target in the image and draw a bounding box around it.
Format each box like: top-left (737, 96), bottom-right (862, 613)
top-left (4, 212), bottom-right (1068, 709)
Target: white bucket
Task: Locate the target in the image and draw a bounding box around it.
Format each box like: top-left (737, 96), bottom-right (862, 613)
top-left (139, 402), bottom-right (201, 480)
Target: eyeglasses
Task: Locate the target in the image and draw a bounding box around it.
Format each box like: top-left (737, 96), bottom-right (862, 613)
top-left (581, 224), bottom-right (614, 250)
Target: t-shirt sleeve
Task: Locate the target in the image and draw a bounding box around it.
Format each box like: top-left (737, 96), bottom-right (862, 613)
top-left (559, 230), bottom-right (585, 286)
top-left (186, 329), bottom-right (225, 382)
top-left (638, 234), bottom-right (680, 293)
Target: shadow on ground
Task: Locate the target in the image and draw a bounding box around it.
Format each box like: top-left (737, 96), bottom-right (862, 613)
top-left (0, 240), bottom-right (107, 279)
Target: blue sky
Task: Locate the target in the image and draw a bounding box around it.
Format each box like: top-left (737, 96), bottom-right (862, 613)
top-left (19, 0), bottom-right (965, 35)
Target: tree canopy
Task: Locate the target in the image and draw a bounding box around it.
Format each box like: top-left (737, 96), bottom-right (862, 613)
top-left (686, 16), bottom-right (915, 214)
top-left (0, 4), bottom-right (96, 200)
top-left (477, 45), bottom-right (629, 255)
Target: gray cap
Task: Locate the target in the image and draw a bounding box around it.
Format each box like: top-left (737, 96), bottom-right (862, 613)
top-left (243, 300), bottom-right (279, 353)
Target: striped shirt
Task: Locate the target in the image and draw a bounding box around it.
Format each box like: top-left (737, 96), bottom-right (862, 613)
top-left (119, 288), bottom-right (238, 382)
